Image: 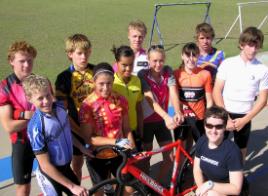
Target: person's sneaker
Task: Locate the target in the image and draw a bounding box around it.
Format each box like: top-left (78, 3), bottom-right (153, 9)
top-left (104, 184), bottom-right (115, 195)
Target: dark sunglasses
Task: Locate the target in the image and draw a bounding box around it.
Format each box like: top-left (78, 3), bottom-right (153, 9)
top-left (148, 44), bottom-right (164, 52)
top-left (205, 123), bottom-right (225, 130)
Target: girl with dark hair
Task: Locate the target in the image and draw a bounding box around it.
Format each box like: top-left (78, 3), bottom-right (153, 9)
top-left (174, 42), bottom-right (213, 152)
top-left (112, 46), bottom-right (143, 151)
top-left (79, 62), bottom-right (135, 194)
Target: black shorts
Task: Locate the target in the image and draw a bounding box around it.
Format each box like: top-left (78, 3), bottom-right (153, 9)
top-left (173, 117), bottom-right (204, 142)
top-left (143, 121), bottom-right (172, 144)
top-left (226, 113), bottom-right (251, 149)
top-left (86, 156), bottom-right (122, 185)
top-left (37, 163), bottom-right (79, 195)
top-left (72, 132), bottom-right (85, 156)
top-left (12, 140), bottom-right (35, 184)
top-left (132, 130), bottom-right (143, 152)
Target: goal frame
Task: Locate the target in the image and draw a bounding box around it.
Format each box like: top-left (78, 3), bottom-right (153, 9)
top-left (224, 1), bottom-right (268, 39)
top-left (149, 1), bottom-right (212, 47)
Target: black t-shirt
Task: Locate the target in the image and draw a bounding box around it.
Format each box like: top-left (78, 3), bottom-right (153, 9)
top-left (195, 135), bottom-right (243, 183)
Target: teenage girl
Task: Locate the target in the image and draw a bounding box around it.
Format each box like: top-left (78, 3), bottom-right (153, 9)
top-left (79, 63), bottom-right (135, 195)
top-left (138, 45), bottom-right (183, 183)
top-left (174, 42), bottom-right (213, 152)
top-left (112, 45), bottom-right (143, 151)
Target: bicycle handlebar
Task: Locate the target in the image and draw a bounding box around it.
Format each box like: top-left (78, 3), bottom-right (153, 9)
top-left (92, 145), bottom-right (134, 184)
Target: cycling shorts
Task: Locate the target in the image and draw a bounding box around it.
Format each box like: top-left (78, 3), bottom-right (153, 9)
top-left (173, 117), bottom-right (204, 142)
top-left (226, 113), bottom-right (251, 149)
top-left (86, 156), bottom-right (122, 185)
top-left (132, 130), bottom-right (143, 152)
top-left (12, 140), bottom-right (35, 184)
top-left (143, 121), bottom-right (172, 144)
top-left (36, 163), bottom-right (79, 196)
top-left (72, 132), bottom-right (85, 156)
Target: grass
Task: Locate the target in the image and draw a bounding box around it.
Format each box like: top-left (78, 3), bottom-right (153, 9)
top-left (0, 0), bottom-right (267, 82)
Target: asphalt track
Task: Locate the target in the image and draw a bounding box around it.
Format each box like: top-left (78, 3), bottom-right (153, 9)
top-left (0, 52), bottom-right (268, 195)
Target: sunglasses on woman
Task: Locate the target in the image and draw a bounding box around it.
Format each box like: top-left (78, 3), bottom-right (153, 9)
top-left (205, 123), bottom-right (225, 130)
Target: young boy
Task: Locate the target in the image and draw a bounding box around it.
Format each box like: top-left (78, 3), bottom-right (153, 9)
top-left (128, 20), bottom-right (148, 75)
top-left (213, 26), bottom-right (268, 161)
top-left (195, 23), bottom-right (225, 83)
top-left (23, 74), bottom-right (88, 196)
top-left (55, 33), bottom-right (94, 182)
top-left (0, 41), bottom-right (36, 196)
top-left (114, 20), bottom-right (148, 75)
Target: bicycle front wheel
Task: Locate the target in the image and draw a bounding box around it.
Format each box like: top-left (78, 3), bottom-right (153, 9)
top-left (88, 178), bottom-right (146, 196)
top-left (176, 148), bottom-right (196, 194)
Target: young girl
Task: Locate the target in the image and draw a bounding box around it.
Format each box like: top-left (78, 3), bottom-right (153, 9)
top-left (174, 42), bottom-right (213, 151)
top-left (79, 63), bottom-right (135, 192)
top-left (112, 45), bottom-right (143, 151)
top-left (138, 45), bottom-right (183, 183)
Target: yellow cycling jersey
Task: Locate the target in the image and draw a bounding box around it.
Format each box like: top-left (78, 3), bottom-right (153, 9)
top-left (113, 73), bottom-right (142, 131)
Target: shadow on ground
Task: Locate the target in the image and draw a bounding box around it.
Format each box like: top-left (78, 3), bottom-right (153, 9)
top-left (245, 127), bottom-right (268, 196)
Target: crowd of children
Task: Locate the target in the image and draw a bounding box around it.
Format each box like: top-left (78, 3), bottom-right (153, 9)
top-left (0, 19), bottom-right (267, 196)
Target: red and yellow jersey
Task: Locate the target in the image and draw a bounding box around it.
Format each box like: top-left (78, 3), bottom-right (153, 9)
top-left (174, 66), bottom-right (212, 120)
top-left (79, 91), bottom-right (128, 139)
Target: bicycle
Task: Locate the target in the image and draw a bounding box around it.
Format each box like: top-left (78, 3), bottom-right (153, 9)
top-left (88, 138), bottom-right (196, 196)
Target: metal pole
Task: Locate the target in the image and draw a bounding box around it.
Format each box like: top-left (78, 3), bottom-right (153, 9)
top-left (258, 14), bottom-right (268, 29)
top-left (149, 5), bottom-right (158, 47)
top-left (204, 1), bottom-right (211, 23)
top-left (224, 15), bottom-right (240, 39)
top-left (238, 5), bottom-right (243, 33)
top-left (149, 2), bottom-right (211, 47)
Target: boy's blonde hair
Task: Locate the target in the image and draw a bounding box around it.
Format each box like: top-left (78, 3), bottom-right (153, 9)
top-left (65, 33), bottom-right (92, 53)
top-left (128, 20), bottom-right (147, 35)
top-left (8, 41), bottom-right (37, 61)
top-left (22, 74), bottom-right (51, 98)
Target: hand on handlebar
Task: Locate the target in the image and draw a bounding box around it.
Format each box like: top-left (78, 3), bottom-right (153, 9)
top-left (164, 115), bottom-right (177, 130)
top-left (70, 184), bottom-right (88, 196)
top-left (81, 144), bottom-right (94, 158)
top-left (173, 112), bottom-right (184, 126)
top-left (115, 138), bottom-right (133, 149)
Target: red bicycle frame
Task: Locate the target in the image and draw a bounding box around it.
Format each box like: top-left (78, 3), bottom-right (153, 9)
top-left (120, 139), bottom-right (197, 196)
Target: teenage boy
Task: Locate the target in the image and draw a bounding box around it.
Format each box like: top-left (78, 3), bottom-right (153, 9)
top-left (114, 20), bottom-right (148, 75)
top-left (195, 23), bottom-right (225, 83)
top-left (55, 33), bottom-right (94, 182)
top-left (0, 41), bottom-right (36, 196)
top-left (23, 74), bottom-right (88, 196)
top-left (213, 26), bottom-right (268, 161)
top-left (128, 20), bottom-right (149, 75)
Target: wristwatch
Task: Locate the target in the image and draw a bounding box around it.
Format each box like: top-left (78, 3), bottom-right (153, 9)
top-left (207, 180), bottom-right (214, 190)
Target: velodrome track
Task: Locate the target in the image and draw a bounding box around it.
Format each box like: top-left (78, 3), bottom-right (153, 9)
top-left (0, 52), bottom-right (268, 195)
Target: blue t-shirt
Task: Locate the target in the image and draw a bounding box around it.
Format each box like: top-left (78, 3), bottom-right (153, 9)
top-left (197, 48), bottom-right (225, 80)
top-left (27, 102), bottom-right (73, 166)
top-left (195, 135), bottom-right (243, 183)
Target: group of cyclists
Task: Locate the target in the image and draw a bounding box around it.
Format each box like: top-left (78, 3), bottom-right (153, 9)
top-left (0, 19), bottom-right (267, 196)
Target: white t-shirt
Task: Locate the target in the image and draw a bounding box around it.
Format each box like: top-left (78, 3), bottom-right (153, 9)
top-left (133, 49), bottom-right (148, 76)
top-left (216, 55), bottom-right (268, 114)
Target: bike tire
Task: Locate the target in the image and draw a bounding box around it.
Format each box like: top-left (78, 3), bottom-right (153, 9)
top-left (88, 178), bottom-right (146, 196)
top-left (176, 147), bottom-right (196, 194)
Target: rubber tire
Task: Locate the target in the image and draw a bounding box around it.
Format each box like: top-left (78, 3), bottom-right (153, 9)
top-left (88, 178), bottom-right (146, 196)
top-left (176, 148), bottom-right (196, 194)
